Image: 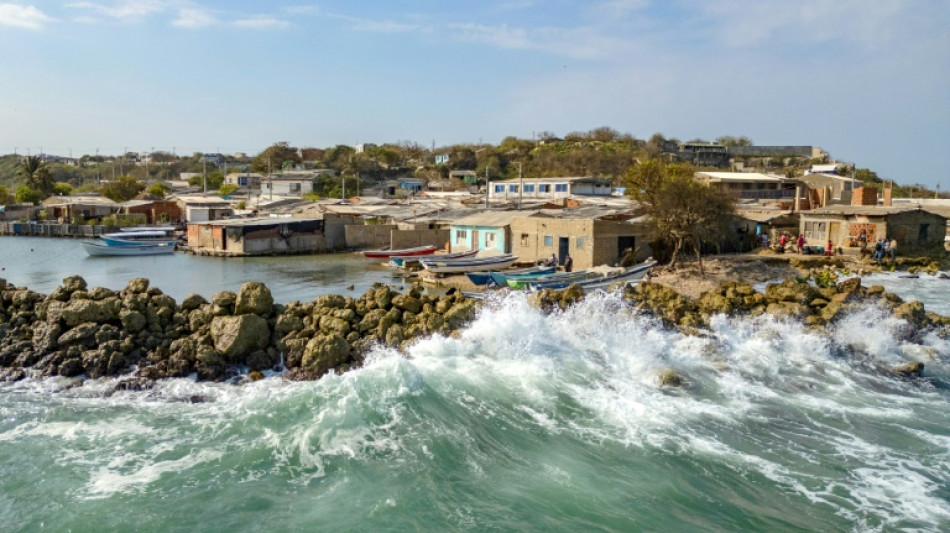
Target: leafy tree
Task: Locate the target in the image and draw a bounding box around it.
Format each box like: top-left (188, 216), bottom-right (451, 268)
top-left (52, 182), bottom-right (73, 196)
top-left (100, 177), bottom-right (145, 202)
top-left (0, 184), bottom-right (13, 204)
top-left (251, 142), bottom-right (301, 174)
top-left (187, 171), bottom-right (224, 190)
top-left (147, 183), bottom-right (169, 198)
top-left (852, 168), bottom-right (881, 184)
top-left (716, 136), bottom-right (753, 146)
top-left (15, 186), bottom-right (43, 204)
top-left (625, 161), bottom-right (736, 273)
top-left (18, 155), bottom-right (55, 197)
top-left (219, 184), bottom-right (239, 196)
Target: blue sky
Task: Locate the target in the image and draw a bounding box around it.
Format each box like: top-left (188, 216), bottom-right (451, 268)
top-left (0, 0), bottom-right (947, 189)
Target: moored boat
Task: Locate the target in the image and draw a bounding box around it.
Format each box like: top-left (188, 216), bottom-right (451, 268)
top-left (82, 240), bottom-right (176, 257)
top-left (507, 269), bottom-right (596, 289)
top-left (390, 249), bottom-right (479, 268)
top-left (422, 254), bottom-right (518, 274)
top-left (466, 264), bottom-right (556, 286)
top-left (571, 260), bottom-right (657, 292)
top-left (100, 230), bottom-right (177, 247)
top-left (362, 245), bottom-right (437, 259)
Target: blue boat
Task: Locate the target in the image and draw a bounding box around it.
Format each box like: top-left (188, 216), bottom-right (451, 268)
top-left (465, 265), bottom-right (556, 287)
top-left (528, 260), bottom-right (657, 291)
top-left (100, 229), bottom-right (177, 247)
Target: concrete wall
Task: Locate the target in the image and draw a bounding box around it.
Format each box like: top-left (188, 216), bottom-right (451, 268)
top-left (800, 210), bottom-right (946, 251)
top-left (344, 224), bottom-right (397, 249)
top-left (450, 225), bottom-right (509, 253)
top-left (390, 228), bottom-right (450, 250)
top-left (510, 217), bottom-right (651, 269)
top-left (852, 187), bottom-right (878, 206)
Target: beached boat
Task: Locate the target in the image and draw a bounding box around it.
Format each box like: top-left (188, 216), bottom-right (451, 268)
top-left (362, 245), bottom-right (437, 259)
top-left (528, 260), bottom-right (657, 291)
top-left (390, 249), bottom-right (479, 268)
top-left (100, 230), bottom-right (177, 247)
top-left (465, 265), bottom-right (556, 287)
top-left (82, 240), bottom-right (176, 257)
top-left (507, 269), bottom-right (598, 289)
top-left (422, 254), bottom-right (518, 274)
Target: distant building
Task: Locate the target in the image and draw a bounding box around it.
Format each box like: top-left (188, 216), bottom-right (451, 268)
top-left (799, 205), bottom-right (947, 251)
top-left (488, 177), bottom-right (612, 201)
top-left (225, 172), bottom-right (265, 189)
top-left (663, 142), bottom-right (731, 167)
top-left (694, 172), bottom-right (797, 200)
top-left (434, 153), bottom-right (450, 165)
top-left (449, 170), bottom-right (478, 184)
top-left (727, 145), bottom-right (825, 159)
top-left (41, 196), bottom-right (119, 223)
top-left (186, 215), bottom-right (351, 256)
top-left (201, 153), bottom-right (226, 165)
top-left (355, 143), bottom-right (377, 154)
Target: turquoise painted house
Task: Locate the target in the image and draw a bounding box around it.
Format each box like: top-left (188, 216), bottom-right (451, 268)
top-left (449, 211), bottom-right (537, 253)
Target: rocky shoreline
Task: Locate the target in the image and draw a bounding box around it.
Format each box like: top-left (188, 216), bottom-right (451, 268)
top-left (0, 255), bottom-right (947, 388)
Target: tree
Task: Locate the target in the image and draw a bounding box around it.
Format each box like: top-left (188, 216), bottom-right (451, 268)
top-left (100, 177), bottom-right (145, 202)
top-left (251, 142), bottom-right (301, 174)
top-left (18, 155), bottom-right (55, 198)
top-left (716, 135), bottom-right (753, 147)
top-left (219, 184), bottom-right (239, 196)
top-left (15, 186), bottom-right (43, 205)
top-left (625, 161), bottom-right (735, 273)
top-left (147, 183), bottom-right (169, 199)
top-left (0, 184), bottom-right (14, 204)
top-left (187, 171), bottom-right (224, 190)
top-left (52, 182), bottom-right (73, 196)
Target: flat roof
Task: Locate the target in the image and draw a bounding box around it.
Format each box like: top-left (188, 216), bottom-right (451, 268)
top-left (192, 217), bottom-right (323, 227)
top-left (491, 176), bottom-right (611, 184)
top-left (697, 172), bottom-right (787, 183)
top-left (452, 210), bottom-right (538, 227)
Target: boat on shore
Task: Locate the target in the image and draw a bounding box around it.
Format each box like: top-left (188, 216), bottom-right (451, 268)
top-left (422, 254), bottom-right (518, 274)
top-left (466, 264), bottom-right (556, 286)
top-left (390, 249), bottom-right (479, 268)
top-left (507, 269), bottom-right (597, 289)
top-left (363, 245), bottom-right (437, 259)
top-left (82, 240), bottom-right (176, 257)
top-left (100, 229), bottom-right (177, 247)
top-left (528, 260), bottom-right (657, 291)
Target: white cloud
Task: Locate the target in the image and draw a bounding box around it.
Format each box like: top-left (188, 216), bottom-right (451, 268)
top-left (0, 3), bottom-right (52, 29)
top-left (450, 23), bottom-right (634, 60)
top-left (232, 16), bottom-right (289, 29)
top-left (65, 0), bottom-right (166, 23)
top-left (172, 7), bottom-right (217, 28)
top-left (282, 5), bottom-right (318, 15)
top-left (327, 13), bottom-right (418, 33)
top-left (598, 0), bottom-right (651, 17)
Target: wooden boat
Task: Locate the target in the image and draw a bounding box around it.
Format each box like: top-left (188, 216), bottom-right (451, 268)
top-left (390, 249), bottom-right (478, 268)
top-left (100, 230), bottom-right (177, 247)
top-left (507, 270), bottom-right (597, 289)
top-left (82, 240), bottom-right (176, 256)
top-left (529, 260), bottom-right (657, 291)
top-left (465, 265), bottom-right (555, 286)
top-left (422, 254), bottom-right (518, 274)
top-left (362, 245), bottom-right (437, 259)
top-left (572, 260), bottom-right (657, 292)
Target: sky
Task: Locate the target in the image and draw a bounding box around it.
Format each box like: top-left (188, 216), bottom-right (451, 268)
top-left (0, 0), bottom-right (948, 189)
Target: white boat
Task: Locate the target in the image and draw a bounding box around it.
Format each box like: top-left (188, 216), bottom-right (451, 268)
top-left (422, 254), bottom-right (518, 274)
top-left (82, 240), bottom-right (176, 256)
top-left (100, 230), bottom-right (177, 247)
top-left (573, 260), bottom-right (657, 292)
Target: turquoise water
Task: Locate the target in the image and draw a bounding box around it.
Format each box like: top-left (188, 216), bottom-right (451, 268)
top-left (0, 236), bottom-right (404, 303)
top-left (2, 238), bottom-right (950, 531)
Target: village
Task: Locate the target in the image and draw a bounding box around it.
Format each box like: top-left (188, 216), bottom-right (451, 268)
top-left (1, 142), bottom-right (948, 286)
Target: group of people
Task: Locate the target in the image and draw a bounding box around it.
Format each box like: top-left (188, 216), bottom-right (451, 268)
top-left (547, 253), bottom-right (573, 272)
top-left (871, 238), bottom-right (898, 264)
top-left (765, 232), bottom-right (810, 254)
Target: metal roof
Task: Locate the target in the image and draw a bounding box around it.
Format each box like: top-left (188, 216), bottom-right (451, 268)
top-left (193, 217), bottom-right (322, 227)
top-left (452, 210), bottom-right (539, 227)
top-left (696, 172), bottom-right (788, 183)
top-left (803, 205), bottom-right (932, 216)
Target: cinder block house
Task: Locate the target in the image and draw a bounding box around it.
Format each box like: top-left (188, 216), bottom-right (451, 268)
top-left (186, 215), bottom-right (350, 256)
top-left (799, 206), bottom-right (947, 252)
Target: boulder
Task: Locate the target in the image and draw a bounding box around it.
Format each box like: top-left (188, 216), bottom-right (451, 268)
top-left (391, 294), bottom-right (423, 314)
top-left (235, 282), bottom-right (274, 316)
top-left (211, 291), bottom-right (237, 315)
top-left (57, 322), bottom-right (99, 347)
top-left (125, 278), bottom-right (150, 294)
top-left (210, 314), bottom-right (270, 363)
top-left (301, 333), bottom-right (351, 377)
top-left (63, 275), bottom-right (88, 293)
top-left (891, 361), bottom-right (924, 378)
top-left (181, 293), bottom-right (208, 311)
top-left (119, 309), bottom-right (147, 333)
top-left (654, 368), bottom-right (684, 387)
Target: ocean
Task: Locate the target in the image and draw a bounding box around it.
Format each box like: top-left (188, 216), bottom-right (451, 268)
top-left (1, 237), bottom-right (949, 532)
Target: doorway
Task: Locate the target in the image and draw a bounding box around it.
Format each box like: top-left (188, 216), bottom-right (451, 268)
top-left (558, 237), bottom-right (569, 265)
top-left (618, 236), bottom-right (637, 259)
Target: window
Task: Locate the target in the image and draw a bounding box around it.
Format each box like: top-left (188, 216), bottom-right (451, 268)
top-left (265, 182), bottom-right (272, 190)
top-left (544, 235), bottom-right (553, 246)
top-left (456, 229), bottom-right (468, 242)
top-left (238, 176), bottom-right (248, 186)
top-left (524, 185), bottom-right (535, 193)
top-left (290, 183), bottom-right (301, 193)
top-left (485, 233), bottom-right (496, 247)
top-left (494, 185), bottom-right (504, 193)
top-left (576, 237), bottom-right (585, 249)
top-left (520, 233), bottom-right (529, 246)
top-left (555, 184), bottom-right (568, 192)
top-left (509, 185), bottom-right (518, 193)
top-left (539, 184), bottom-right (551, 193)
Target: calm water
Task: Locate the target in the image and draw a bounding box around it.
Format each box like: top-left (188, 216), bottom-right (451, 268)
top-left (0, 236), bottom-right (409, 303)
top-left (2, 238), bottom-right (949, 532)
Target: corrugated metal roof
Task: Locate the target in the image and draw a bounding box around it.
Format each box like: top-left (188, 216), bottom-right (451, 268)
top-left (452, 210), bottom-right (538, 227)
top-left (735, 209), bottom-right (798, 222)
top-left (194, 216), bottom-right (322, 227)
top-left (804, 205), bottom-right (927, 216)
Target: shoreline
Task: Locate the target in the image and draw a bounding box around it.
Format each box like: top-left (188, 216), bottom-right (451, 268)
top-left (0, 252), bottom-right (947, 389)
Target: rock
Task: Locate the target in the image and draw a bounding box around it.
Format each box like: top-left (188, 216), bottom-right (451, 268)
top-left (125, 278), bottom-right (150, 294)
top-left (315, 294), bottom-right (346, 310)
top-left (835, 277), bottom-right (862, 296)
top-left (58, 358), bottom-right (84, 377)
top-left (765, 302), bottom-right (810, 320)
top-left (235, 282), bottom-right (274, 315)
top-left (210, 314), bottom-right (270, 363)
top-left (654, 368), bottom-right (684, 387)
top-left (374, 286), bottom-right (393, 309)
top-left (249, 370), bottom-right (265, 381)
top-left (891, 361), bottom-right (924, 378)
top-left (275, 313), bottom-right (304, 335)
top-left (894, 301), bottom-right (928, 329)
top-left (119, 309), bottom-right (147, 333)
top-left (181, 293), bottom-right (208, 311)
top-left (57, 322), bottom-right (99, 347)
top-left (391, 294), bottom-right (423, 314)
top-left (301, 333), bottom-right (351, 378)
top-left (63, 275), bottom-right (88, 293)
top-left (211, 291), bottom-right (237, 314)
top-left (320, 316), bottom-right (351, 336)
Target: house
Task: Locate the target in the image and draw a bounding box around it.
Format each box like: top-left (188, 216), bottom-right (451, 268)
top-left (186, 215), bottom-right (349, 256)
top-left (434, 153), bottom-right (450, 165)
top-left (799, 205), bottom-right (947, 252)
top-left (225, 172), bottom-right (265, 189)
top-left (509, 209), bottom-right (652, 269)
top-left (449, 210), bottom-right (533, 254)
top-left (41, 196), bottom-right (120, 223)
top-left (799, 173), bottom-right (860, 203)
top-left (449, 170), bottom-right (478, 184)
top-left (663, 141), bottom-right (731, 167)
top-left (694, 172), bottom-right (798, 201)
top-left (120, 199), bottom-right (183, 225)
top-left (488, 177), bottom-right (612, 202)
top-left (734, 209), bottom-right (801, 249)
top-left (175, 196), bottom-right (234, 223)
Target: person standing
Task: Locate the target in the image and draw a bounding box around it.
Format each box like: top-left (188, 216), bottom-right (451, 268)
top-left (549, 252), bottom-right (557, 267)
top-left (825, 240), bottom-right (834, 256)
top-left (889, 238), bottom-right (897, 262)
top-left (796, 234), bottom-right (805, 253)
top-left (564, 253), bottom-right (573, 273)
top-left (874, 239), bottom-right (884, 264)
top-left (780, 233), bottom-right (788, 249)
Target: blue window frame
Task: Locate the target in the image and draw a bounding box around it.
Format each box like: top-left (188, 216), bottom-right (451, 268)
top-left (544, 235), bottom-right (553, 246)
top-left (524, 185), bottom-right (535, 192)
top-left (539, 184), bottom-right (550, 193)
top-left (555, 184), bottom-right (568, 192)
top-left (509, 185), bottom-right (518, 192)
top-left (494, 185), bottom-right (504, 193)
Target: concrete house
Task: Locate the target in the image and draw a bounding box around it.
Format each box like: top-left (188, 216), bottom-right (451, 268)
top-left (488, 177), bottom-right (612, 202)
top-left (120, 199), bottom-right (183, 225)
top-left (694, 172), bottom-right (798, 201)
top-left (175, 196), bottom-right (234, 223)
top-left (225, 172), bottom-right (264, 189)
top-left (41, 196), bottom-right (120, 223)
top-left (449, 210), bottom-right (535, 254)
top-left (509, 210), bottom-right (652, 269)
top-left (799, 205), bottom-right (947, 252)
top-left (186, 215), bottom-right (350, 256)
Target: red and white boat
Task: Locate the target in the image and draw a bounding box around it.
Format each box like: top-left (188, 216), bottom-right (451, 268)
top-left (362, 245), bottom-right (438, 259)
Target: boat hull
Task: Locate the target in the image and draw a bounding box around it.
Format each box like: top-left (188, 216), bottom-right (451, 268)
top-left (363, 245), bottom-right (437, 259)
top-left (390, 249), bottom-right (478, 268)
top-left (82, 241), bottom-right (176, 256)
top-left (422, 255), bottom-right (518, 274)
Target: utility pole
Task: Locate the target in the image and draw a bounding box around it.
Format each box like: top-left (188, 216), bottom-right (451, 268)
top-left (517, 162), bottom-right (523, 210)
top-left (485, 165), bottom-right (490, 207)
top-left (202, 157), bottom-right (207, 194)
